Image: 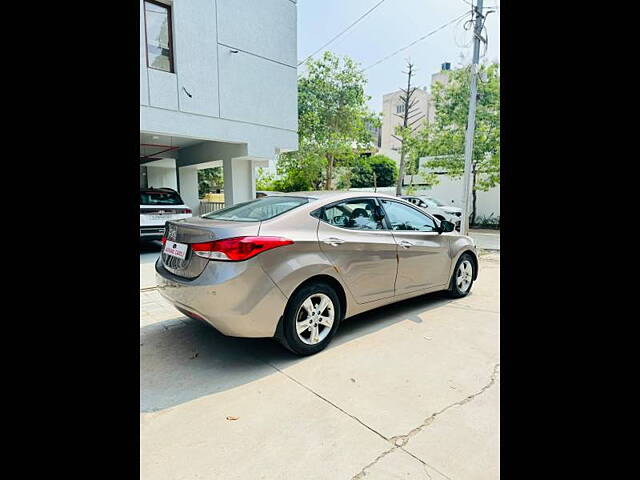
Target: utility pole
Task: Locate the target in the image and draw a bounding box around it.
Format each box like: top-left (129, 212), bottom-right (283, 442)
top-left (461, 0), bottom-right (485, 235)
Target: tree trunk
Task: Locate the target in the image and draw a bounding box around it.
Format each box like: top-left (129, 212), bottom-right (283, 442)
top-left (395, 151), bottom-right (405, 196)
top-left (325, 154), bottom-right (333, 190)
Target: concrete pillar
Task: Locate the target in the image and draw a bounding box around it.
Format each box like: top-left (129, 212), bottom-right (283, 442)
top-left (178, 166), bottom-right (199, 214)
top-left (223, 158), bottom-right (256, 206)
top-left (146, 164), bottom-right (178, 190)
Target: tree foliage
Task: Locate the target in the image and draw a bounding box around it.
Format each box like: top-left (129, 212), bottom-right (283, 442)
top-left (415, 62), bottom-right (500, 221)
top-left (277, 52), bottom-right (379, 190)
top-left (349, 155), bottom-right (398, 188)
top-left (417, 63), bottom-right (500, 187)
top-left (198, 167), bottom-right (223, 197)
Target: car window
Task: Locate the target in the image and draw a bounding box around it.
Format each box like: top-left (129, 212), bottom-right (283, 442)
top-left (203, 196), bottom-right (310, 222)
top-left (140, 190), bottom-right (183, 205)
top-left (380, 199), bottom-right (437, 232)
top-left (423, 196), bottom-right (446, 207)
top-left (321, 198), bottom-right (385, 230)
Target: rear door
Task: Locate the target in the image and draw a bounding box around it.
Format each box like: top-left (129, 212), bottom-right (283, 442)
top-left (379, 199), bottom-right (452, 294)
top-left (317, 198), bottom-right (398, 304)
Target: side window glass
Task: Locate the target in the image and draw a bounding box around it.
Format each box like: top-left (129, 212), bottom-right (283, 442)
top-left (322, 199), bottom-right (385, 231)
top-left (380, 200), bottom-right (437, 232)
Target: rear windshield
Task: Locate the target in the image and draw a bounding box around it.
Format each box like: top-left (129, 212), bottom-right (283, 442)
top-left (202, 196), bottom-right (310, 222)
top-left (140, 190), bottom-right (183, 205)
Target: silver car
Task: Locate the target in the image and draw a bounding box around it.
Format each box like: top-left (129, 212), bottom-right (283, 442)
top-left (400, 195), bottom-right (462, 231)
top-left (156, 191), bottom-right (478, 355)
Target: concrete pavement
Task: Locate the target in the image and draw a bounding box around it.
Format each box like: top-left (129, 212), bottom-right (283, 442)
top-left (140, 253), bottom-right (500, 479)
top-left (140, 241), bottom-right (162, 289)
top-left (469, 229), bottom-right (500, 251)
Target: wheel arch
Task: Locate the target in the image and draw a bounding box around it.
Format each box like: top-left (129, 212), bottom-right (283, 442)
top-left (287, 274), bottom-right (348, 321)
top-left (273, 274), bottom-right (348, 343)
top-left (449, 247), bottom-right (479, 281)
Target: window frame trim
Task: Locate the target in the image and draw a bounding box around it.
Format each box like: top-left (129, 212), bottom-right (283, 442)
top-left (312, 197), bottom-right (391, 233)
top-left (143, 0), bottom-right (176, 74)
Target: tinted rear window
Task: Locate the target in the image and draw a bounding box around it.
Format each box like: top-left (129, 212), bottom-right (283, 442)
top-left (140, 190), bottom-right (183, 205)
top-left (202, 196), bottom-right (310, 222)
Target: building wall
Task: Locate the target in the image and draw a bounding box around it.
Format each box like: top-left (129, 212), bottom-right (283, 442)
top-left (380, 88), bottom-right (432, 155)
top-left (147, 166), bottom-right (178, 191)
top-left (380, 67), bottom-right (453, 163)
top-left (417, 175), bottom-right (500, 220)
top-left (178, 167), bottom-right (200, 213)
top-left (140, 0), bottom-right (298, 157)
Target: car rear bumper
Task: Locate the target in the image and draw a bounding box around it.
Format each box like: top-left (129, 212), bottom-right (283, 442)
top-left (155, 257), bottom-right (288, 338)
top-left (140, 226), bottom-right (165, 238)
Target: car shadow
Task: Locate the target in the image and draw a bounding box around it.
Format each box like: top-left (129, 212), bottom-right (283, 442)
top-left (140, 240), bottom-right (163, 254)
top-left (140, 290), bottom-right (461, 412)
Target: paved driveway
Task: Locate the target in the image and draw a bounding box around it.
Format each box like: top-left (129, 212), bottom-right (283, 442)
top-left (469, 229), bottom-right (500, 251)
top-left (140, 241), bottom-right (162, 289)
top-left (140, 253), bottom-right (500, 479)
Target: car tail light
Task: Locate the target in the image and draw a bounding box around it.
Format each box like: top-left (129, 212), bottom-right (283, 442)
top-left (191, 236), bottom-right (293, 261)
top-left (161, 236), bottom-right (166, 245)
top-left (181, 208), bottom-right (192, 214)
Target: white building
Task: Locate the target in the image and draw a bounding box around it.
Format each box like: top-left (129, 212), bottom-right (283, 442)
top-left (379, 63), bottom-right (452, 163)
top-left (140, 0), bottom-right (298, 212)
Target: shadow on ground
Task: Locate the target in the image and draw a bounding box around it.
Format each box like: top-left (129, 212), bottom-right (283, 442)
top-left (140, 290), bottom-right (462, 412)
top-left (140, 240), bottom-right (162, 254)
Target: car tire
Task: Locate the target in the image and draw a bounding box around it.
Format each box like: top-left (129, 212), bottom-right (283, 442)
top-left (447, 252), bottom-right (475, 298)
top-left (279, 282), bottom-right (342, 356)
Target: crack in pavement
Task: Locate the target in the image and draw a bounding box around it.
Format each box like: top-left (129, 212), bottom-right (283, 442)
top-left (351, 363), bottom-right (500, 480)
top-left (262, 359), bottom-right (391, 444)
top-left (243, 330), bottom-right (499, 480)
top-left (399, 447), bottom-right (451, 480)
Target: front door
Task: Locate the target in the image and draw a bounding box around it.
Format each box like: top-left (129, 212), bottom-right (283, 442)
top-left (317, 198), bottom-right (398, 304)
top-left (379, 199), bottom-right (451, 294)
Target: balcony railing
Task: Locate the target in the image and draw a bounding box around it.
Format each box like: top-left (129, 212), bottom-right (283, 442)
top-left (199, 201), bottom-right (226, 216)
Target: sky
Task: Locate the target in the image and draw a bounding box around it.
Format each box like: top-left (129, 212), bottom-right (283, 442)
top-left (296, 0), bottom-right (500, 112)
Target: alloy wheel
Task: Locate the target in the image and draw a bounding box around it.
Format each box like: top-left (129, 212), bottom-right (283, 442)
top-left (456, 260), bottom-right (473, 293)
top-left (295, 293), bottom-right (335, 345)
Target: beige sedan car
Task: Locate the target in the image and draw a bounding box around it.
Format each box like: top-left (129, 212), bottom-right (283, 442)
top-left (156, 191), bottom-right (478, 355)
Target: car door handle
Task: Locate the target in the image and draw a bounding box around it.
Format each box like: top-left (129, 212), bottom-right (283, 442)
top-left (323, 237), bottom-right (345, 246)
top-left (398, 240), bottom-right (414, 248)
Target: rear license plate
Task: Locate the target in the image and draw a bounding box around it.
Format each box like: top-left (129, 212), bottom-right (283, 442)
top-left (164, 241), bottom-right (188, 259)
top-left (151, 215), bottom-right (173, 221)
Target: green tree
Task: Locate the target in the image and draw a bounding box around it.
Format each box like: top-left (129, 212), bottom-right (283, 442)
top-left (348, 157), bottom-right (373, 188)
top-left (280, 52), bottom-right (379, 190)
top-left (272, 150), bottom-right (325, 192)
top-left (369, 155), bottom-right (398, 187)
top-left (416, 62), bottom-right (500, 224)
top-left (345, 155), bottom-right (398, 188)
top-left (256, 168), bottom-right (276, 191)
top-left (198, 167), bottom-right (223, 197)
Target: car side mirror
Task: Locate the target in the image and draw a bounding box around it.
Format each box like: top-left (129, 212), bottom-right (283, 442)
top-left (439, 220), bottom-right (455, 233)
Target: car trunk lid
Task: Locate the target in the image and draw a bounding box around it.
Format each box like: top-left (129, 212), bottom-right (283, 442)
top-left (161, 218), bottom-right (260, 279)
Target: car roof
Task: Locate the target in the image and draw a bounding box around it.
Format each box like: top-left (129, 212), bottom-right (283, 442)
top-left (276, 190), bottom-right (399, 202)
top-left (141, 187), bottom-right (178, 193)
